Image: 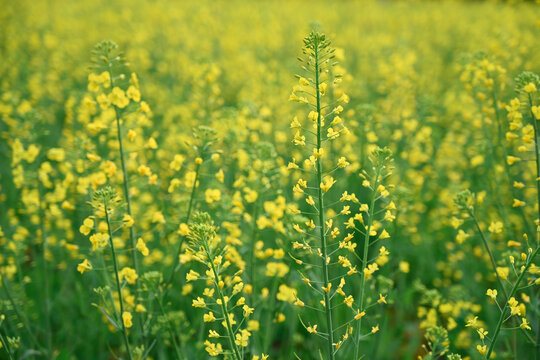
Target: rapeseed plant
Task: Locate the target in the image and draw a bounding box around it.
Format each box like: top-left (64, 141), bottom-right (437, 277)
top-left (75, 41), bottom-right (160, 355)
top-left (288, 31), bottom-right (395, 359)
top-left (453, 72), bottom-right (540, 359)
top-left (88, 43), bottom-right (148, 305)
top-left (1, 1), bottom-right (540, 359)
top-left (480, 72), bottom-right (540, 359)
top-left (186, 212), bottom-right (266, 359)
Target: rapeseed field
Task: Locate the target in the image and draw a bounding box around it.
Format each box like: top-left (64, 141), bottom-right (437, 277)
top-left (0, 1), bottom-right (539, 359)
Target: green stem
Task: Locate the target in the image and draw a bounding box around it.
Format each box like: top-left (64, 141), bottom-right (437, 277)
top-left (354, 168), bottom-right (380, 360)
top-left (104, 202), bottom-right (133, 360)
top-left (314, 41), bottom-right (335, 360)
top-left (105, 49), bottom-right (146, 342)
top-left (485, 246), bottom-right (539, 359)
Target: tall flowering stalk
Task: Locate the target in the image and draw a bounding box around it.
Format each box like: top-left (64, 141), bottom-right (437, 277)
top-left (288, 32), bottom-right (342, 359)
top-left (455, 72), bottom-right (540, 359)
top-left (460, 54), bottom-right (533, 238)
top-left (92, 42), bottom-right (144, 328)
top-left (353, 147), bottom-right (394, 360)
top-left (86, 40), bottom-right (161, 344)
top-left (483, 72), bottom-right (540, 359)
top-left (288, 32), bottom-right (395, 359)
top-left (76, 40), bottom-right (157, 355)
